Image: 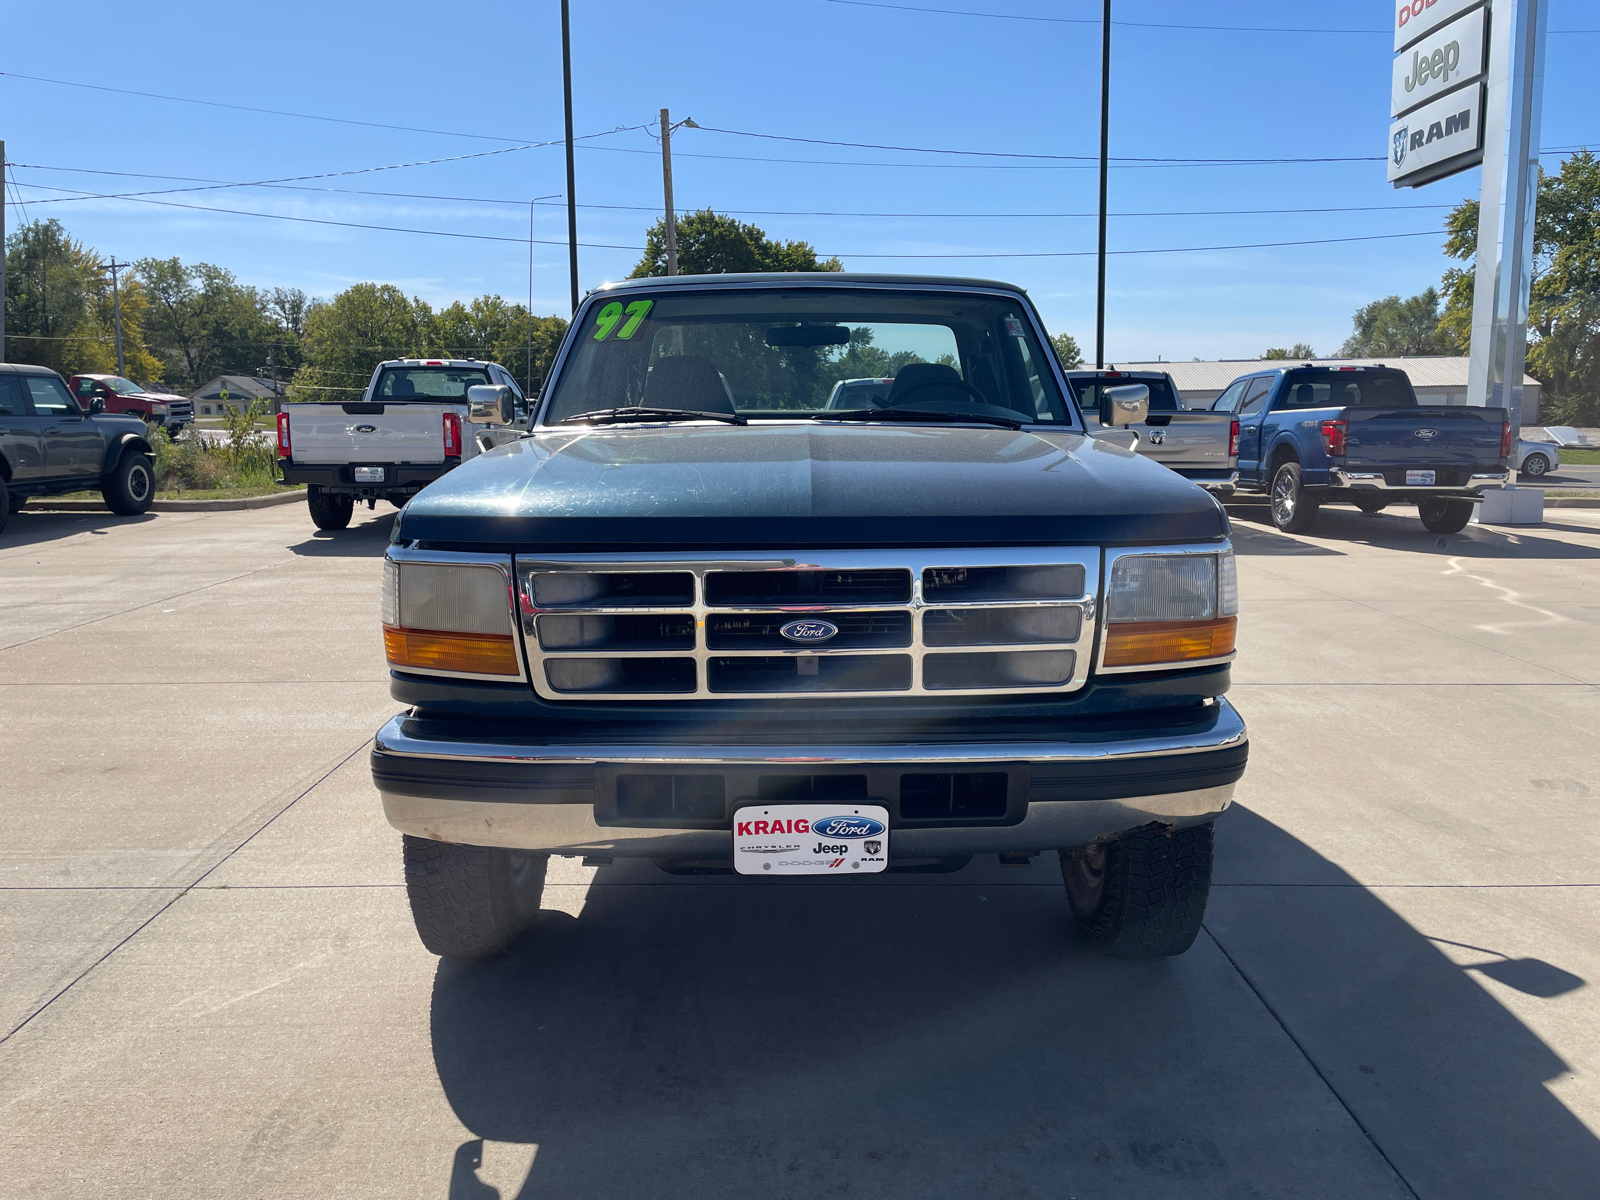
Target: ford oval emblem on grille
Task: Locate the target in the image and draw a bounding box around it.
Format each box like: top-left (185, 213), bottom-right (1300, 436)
top-left (811, 815), bottom-right (886, 839)
top-left (1414, 428), bottom-right (1439, 439)
top-left (354, 424), bottom-right (378, 434)
top-left (780, 619), bottom-right (838, 643)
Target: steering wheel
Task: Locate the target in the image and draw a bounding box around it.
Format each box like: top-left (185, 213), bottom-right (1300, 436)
top-left (882, 376), bottom-right (995, 409)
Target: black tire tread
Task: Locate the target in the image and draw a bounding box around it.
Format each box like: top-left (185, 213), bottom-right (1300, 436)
top-left (1062, 823), bottom-right (1213, 958)
top-left (402, 836), bottom-right (545, 959)
top-left (102, 450), bottom-right (155, 516)
top-left (1270, 462), bottom-right (1321, 534)
top-left (307, 486), bottom-right (354, 530)
top-left (0, 480), bottom-right (10, 535)
top-left (1417, 496), bottom-right (1473, 534)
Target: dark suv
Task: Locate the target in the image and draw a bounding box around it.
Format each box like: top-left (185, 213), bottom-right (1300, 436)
top-left (0, 364), bottom-right (157, 533)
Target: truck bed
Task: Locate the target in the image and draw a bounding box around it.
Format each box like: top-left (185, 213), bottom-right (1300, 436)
top-left (287, 402), bottom-right (449, 465)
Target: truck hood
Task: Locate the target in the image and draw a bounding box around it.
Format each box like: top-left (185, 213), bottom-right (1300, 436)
top-left (397, 423), bottom-right (1226, 548)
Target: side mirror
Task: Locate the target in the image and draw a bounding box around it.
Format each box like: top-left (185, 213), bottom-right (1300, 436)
top-left (467, 384), bottom-right (513, 425)
top-left (88, 397), bottom-right (106, 415)
top-left (1100, 383), bottom-right (1149, 428)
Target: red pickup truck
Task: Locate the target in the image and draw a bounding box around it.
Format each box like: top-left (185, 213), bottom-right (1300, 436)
top-left (68, 375), bottom-right (194, 439)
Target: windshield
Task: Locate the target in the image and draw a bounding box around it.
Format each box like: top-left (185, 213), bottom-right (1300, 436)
top-left (373, 366), bottom-right (490, 400)
top-left (105, 377), bottom-right (145, 395)
top-left (1282, 370), bottom-right (1416, 408)
top-left (542, 288), bottom-right (1075, 425)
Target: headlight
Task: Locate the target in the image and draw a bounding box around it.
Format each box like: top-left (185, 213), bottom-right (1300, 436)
top-left (1102, 551), bottom-right (1237, 669)
top-left (381, 559), bottom-right (521, 677)
top-left (150, 403), bottom-right (169, 415)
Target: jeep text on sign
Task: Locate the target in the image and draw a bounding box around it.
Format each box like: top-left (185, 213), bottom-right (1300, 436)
top-left (1391, 7), bottom-right (1486, 117)
top-left (1388, 83), bottom-right (1485, 186)
top-left (1394, 0), bottom-right (1483, 53)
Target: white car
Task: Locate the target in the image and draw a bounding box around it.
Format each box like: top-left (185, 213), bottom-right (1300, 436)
top-left (1517, 440), bottom-right (1561, 477)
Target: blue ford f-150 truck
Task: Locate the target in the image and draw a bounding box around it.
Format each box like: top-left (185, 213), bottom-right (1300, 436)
top-left (373, 272), bottom-right (1248, 962)
top-left (1209, 364), bottom-right (1510, 534)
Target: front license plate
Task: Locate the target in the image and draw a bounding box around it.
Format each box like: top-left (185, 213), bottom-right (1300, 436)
top-left (733, 803), bottom-right (889, 876)
top-left (354, 466), bottom-right (386, 483)
top-left (1406, 469), bottom-right (1435, 486)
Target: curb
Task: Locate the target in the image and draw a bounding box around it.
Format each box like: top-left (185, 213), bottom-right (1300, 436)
top-left (1548, 497), bottom-right (1600, 508)
top-left (25, 490), bottom-right (305, 514)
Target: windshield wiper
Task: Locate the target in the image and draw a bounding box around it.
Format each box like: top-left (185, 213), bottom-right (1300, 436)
top-left (814, 408), bottom-right (1023, 431)
top-left (561, 406), bottom-right (746, 426)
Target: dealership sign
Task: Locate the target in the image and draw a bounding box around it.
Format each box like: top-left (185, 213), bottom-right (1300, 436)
top-left (1389, 0), bottom-right (1488, 186)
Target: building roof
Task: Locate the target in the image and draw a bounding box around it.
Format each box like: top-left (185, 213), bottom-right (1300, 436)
top-left (1113, 356), bottom-right (1540, 396)
top-left (190, 375), bottom-right (285, 401)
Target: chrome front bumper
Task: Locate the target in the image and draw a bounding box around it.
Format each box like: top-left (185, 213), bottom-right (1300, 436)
top-left (1329, 468), bottom-right (1509, 492)
top-left (372, 699), bottom-right (1247, 858)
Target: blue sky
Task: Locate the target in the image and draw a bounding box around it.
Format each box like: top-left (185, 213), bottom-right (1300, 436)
top-left (4, 0), bottom-right (1596, 362)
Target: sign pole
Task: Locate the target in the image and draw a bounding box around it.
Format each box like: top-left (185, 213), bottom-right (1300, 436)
top-left (1467, 0), bottom-right (1547, 525)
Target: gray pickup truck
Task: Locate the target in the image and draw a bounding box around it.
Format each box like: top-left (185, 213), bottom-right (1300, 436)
top-left (0, 363), bottom-right (157, 532)
top-left (371, 273), bottom-right (1248, 962)
top-left (1072, 368), bottom-right (1239, 496)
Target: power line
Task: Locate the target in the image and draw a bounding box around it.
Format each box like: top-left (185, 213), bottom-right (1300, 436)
top-left (10, 164), bottom-right (1461, 218)
top-left (822, 0), bottom-right (1600, 35)
top-left (3, 181), bottom-right (1450, 259)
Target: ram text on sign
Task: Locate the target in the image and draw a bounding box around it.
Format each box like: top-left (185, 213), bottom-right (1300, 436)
top-left (1388, 83), bottom-right (1485, 186)
top-left (1392, 7), bottom-right (1487, 117)
top-left (1394, 0), bottom-right (1483, 53)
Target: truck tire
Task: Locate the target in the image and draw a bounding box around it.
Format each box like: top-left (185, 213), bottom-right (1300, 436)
top-left (1352, 495), bottom-right (1388, 514)
top-left (0, 480), bottom-right (10, 535)
top-left (102, 451), bottom-right (155, 516)
top-left (1059, 822), bottom-right (1213, 958)
top-left (307, 485), bottom-right (354, 530)
top-left (1418, 496), bottom-right (1474, 534)
top-left (402, 835), bottom-right (548, 959)
top-left (1269, 461), bottom-right (1321, 534)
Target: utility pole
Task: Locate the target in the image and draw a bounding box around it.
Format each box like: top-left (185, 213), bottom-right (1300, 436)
top-left (1094, 0), bottom-right (1111, 369)
top-left (105, 258), bottom-right (129, 376)
top-left (1, 139), bottom-right (7, 364)
top-left (560, 0), bottom-right (580, 314)
top-left (658, 109), bottom-right (697, 276)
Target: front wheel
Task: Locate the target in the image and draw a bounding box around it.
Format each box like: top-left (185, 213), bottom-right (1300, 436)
top-left (102, 451), bottom-right (155, 515)
top-left (307, 485), bottom-right (354, 530)
top-left (1270, 461), bottom-right (1321, 533)
top-left (1417, 496), bottom-right (1474, 534)
top-left (402, 836), bottom-right (548, 958)
top-left (1521, 453), bottom-right (1550, 478)
top-left (1060, 823), bottom-right (1214, 958)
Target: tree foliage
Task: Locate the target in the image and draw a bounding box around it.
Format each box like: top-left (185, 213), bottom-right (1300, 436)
top-left (3, 219), bottom-right (163, 380)
top-left (1261, 343), bottom-right (1317, 360)
top-left (630, 210), bottom-right (842, 278)
top-left (1338, 289), bottom-right (1451, 358)
top-left (1052, 332), bottom-right (1084, 370)
top-left (135, 257), bottom-right (297, 388)
top-left (1440, 151), bottom-right (1600, 423)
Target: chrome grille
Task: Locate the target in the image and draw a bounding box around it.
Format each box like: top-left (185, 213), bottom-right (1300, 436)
top-left (514, 549), bottom-right (1099, 701)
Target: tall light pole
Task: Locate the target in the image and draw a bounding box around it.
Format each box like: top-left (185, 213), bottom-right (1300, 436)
top-left (659, 109), bottom-right (698, 276)
top-left (1095, 0), bottom-right (1111, 369)
top-left (528, 192), bottom-right (562, 397)
top-left (1, 139), bottom-right (7, 364)
top-left (560, 0), bottom-right (580, 314)
top-left (105, 258), bottom-right (129, 376)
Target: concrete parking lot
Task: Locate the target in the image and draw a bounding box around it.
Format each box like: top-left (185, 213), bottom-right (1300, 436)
top-left (2, 497), bottom-right (1598, 1199)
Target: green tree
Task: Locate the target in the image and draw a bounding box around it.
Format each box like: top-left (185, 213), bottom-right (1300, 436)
top-left (1440, 151), bottom-right (1600, 423)
top-left (630, 210), bottom-right (843, 278)
top-left (1052, 332), bottom-right (1084, 370)
top-left (1338, 289), bottom-right (1450, 357)
top-left (4, 218), bottom-right (162, 380)
top-left (426, 295), bottom-right (568, 394)
top-left (136, 257), bottom-right (285, 387)
top-left (1262, 343), bottom-right (1317, 360)
top-left (287, 283), bottom-right (430, 400)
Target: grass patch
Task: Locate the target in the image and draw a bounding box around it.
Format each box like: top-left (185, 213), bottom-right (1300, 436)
top-left (1552, 447), bottom-right (1600, 465)
top-left (155, 401), bottom-right (281, 494)
top-left (42, 484), bottom-right (303, 503)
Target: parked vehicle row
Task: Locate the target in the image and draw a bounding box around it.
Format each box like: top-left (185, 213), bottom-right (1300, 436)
top-left (0, 363), bottom-right (156, 533)
top-left (1072, 368), bottom-right (1239, 496)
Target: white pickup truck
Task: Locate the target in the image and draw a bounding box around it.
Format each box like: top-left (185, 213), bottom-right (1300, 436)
top-left (276, 358), bottom-right (523, 529)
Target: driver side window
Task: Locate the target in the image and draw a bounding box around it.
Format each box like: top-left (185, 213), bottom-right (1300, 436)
top-left (1239, 377), bottom-right (1273, 416)
top-left (26, 375), bottom-right (81, 417)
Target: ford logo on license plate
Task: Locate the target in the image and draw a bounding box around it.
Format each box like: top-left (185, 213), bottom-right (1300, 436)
top-left (780, 619), bottom-right (838, 644)
top-left (811, 815), bottom-right (886, 839)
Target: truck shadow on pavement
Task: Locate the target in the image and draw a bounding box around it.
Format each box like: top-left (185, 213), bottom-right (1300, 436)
top-left (1228, 502), bottom-right (1600, 559)
top-left (285, 512), bottom-right (396, 558)
top-left (0, 509), bottom-right (158, 548)
top-left (429, 806), bottom-right (1598, 1199)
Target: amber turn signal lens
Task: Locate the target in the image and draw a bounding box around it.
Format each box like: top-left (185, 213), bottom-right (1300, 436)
top-left (1102, 616), bottom-right (1236, 668)
top-left (384, 626), bottom-right (521, 676)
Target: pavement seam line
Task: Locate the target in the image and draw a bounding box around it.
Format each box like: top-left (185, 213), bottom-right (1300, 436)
top-left (1201, 924), bottom-right (1423, 1200)
top-left (0, 737), bottom-right (372, 1047)
top-left (0, 557), bottom-right (297, 655)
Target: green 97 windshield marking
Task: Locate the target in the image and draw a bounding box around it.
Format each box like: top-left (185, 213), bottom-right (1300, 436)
top-left (591, 298), bottom-right (654, 342)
